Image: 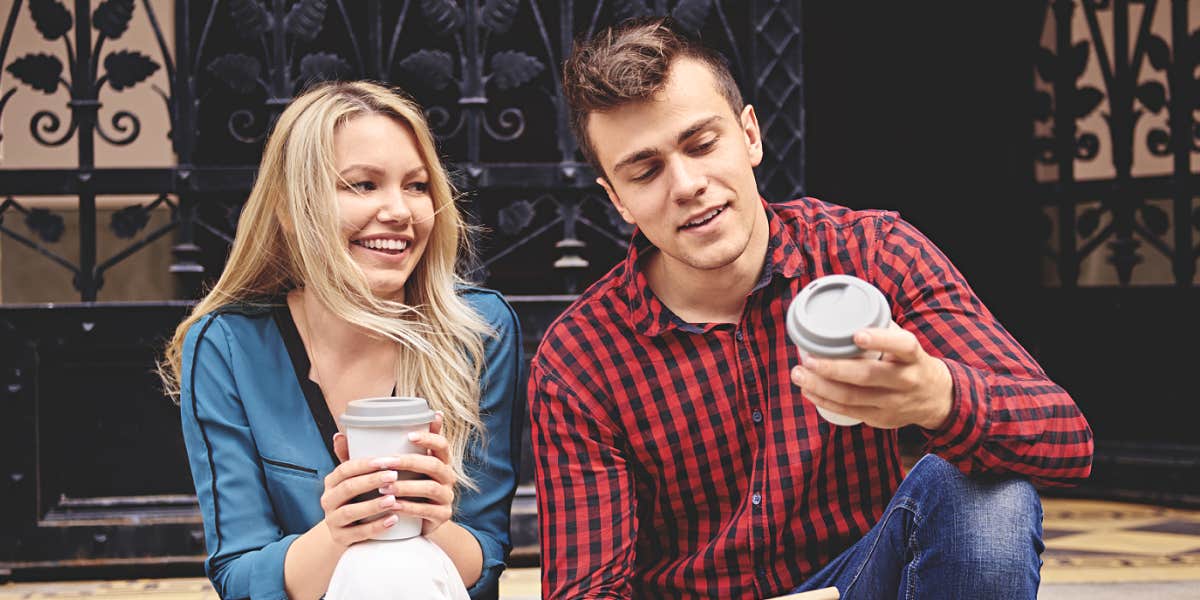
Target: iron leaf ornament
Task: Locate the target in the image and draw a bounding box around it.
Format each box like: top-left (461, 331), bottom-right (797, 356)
top-left (420, 0), bottom-right (465, 36)
top-left (671, 0), bottom-right (712, 33)
top-left (6, 54), bottom-right (63, 94)
top-left (481, 0), bottom-right (519, 35)
top-left (1136, 81), bottom-right (1166, 114)
top-left (498, 200), bottom-right (534, 235)
top-left (92, 0), bottom-right (135, 40)
top-left (207, 53), bottom-right (262, 94)
top-left (285, 0), bottom-right (328, 43)
top-left (29, 0), bottom-right (72, 41)
top-left (489, 50), bottom-right (543, 90)
top-left (230, 0), bottom-right (273, 39)
top-left (613, 0), bottom-right (652, 21)
top-left (299, 52), bottom-right (351, 85)
top-left (1077, 207), bottom-right (1102, 238)
top-left (397, 50), bottom-right (455, 91)
top-left (25, 208), bottom-right (65, 243)
top-left (110, 204), bottom-right (150, 239)
top-left (1139, 205), bottom-right (1169, 236)
top-left (103, 50), bottom-right (159, 91)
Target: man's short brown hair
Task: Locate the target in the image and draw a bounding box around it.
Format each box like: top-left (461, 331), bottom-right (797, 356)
top-left (562, 16), bottom-right (744, 178)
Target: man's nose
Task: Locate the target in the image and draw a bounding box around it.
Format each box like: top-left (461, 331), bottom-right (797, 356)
top-left (666, 155), bottom-right (707, 203)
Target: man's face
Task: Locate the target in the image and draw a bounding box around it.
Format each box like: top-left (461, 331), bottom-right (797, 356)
top-left (588, 57), bottom-right (764, 278)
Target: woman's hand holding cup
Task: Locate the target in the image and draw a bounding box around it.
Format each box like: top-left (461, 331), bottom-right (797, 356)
top-left (375, 412), bottom-right (457, 535)
top-left (320, 445), bottom-right (405, 548)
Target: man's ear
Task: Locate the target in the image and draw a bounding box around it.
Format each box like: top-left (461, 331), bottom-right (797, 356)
top-left (597, 177), bottom-right (635, 225)
top-left (740, 104), bottom-right (764, 168)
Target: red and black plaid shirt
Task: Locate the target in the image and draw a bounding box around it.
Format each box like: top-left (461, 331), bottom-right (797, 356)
top-left (529, 198), bottom-right (1093, 599)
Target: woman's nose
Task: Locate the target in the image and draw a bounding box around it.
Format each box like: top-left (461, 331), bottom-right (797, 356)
top-left (377, 187), bottom-right (413, 223)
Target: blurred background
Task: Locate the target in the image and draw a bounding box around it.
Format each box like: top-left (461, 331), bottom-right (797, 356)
top-left (0, 0), bottom-right (1197, 589)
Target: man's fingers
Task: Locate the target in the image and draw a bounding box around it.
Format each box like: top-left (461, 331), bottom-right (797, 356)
top-left (853, 327), bottom-right (922, 363)
top-left (793, 366), bottom-right (876, 408)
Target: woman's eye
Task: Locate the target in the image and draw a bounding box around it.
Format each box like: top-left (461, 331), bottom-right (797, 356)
top-left (407, 181), bottom-right (429, 193)
top-left (348, 180), bottom-right (376, 192)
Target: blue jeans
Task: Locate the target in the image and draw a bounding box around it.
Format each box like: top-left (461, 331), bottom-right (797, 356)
top-left (792, 454), bottom-right (1045, 599)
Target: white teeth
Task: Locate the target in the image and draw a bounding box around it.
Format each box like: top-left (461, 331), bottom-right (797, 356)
top-left (357, 239), bottom-right (408, 251)
top-left (686, 207), bottom-right (723, 227)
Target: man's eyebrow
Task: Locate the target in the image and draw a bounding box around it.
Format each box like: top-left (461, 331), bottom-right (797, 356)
top-left (611, 115), bottom-right (725, 173)
top-left (677, 115), bottom-right (722, 145)
top-left (613, 148), bottom-right (658, 173)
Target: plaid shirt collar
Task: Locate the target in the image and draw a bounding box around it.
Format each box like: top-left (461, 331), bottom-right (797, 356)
top-left (623, 198), bottom-right (806, 337)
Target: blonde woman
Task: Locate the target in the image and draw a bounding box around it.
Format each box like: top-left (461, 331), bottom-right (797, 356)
top-left (160, 81), bottom-right (522, 600)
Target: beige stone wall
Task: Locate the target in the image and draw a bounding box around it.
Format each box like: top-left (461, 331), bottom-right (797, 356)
top-left (0, 0), bottom-right (176, 303)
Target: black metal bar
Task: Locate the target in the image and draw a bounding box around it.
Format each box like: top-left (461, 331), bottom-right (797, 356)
top-left (1052, 0), bottom-right (1079, 287)
top-left (1169, 0), bottom-right (1194, 286)
top-left (0, 223), bottom-right (81, 274)
top-left (462, 0), bottom-right (483, 165)
top-left (1110, 0), bottom-right (1136, 285)
top-left (74, 0), bottom-right (97, 300)
top-left (95, 218), bottom-right (181, 276)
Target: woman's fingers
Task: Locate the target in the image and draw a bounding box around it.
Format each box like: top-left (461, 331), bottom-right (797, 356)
top-left (372, 453), bottom-right (454, 485)
top-left (407, 429), bottom-right (451, 464)
top-left (382, 478), bottom-right (454, 506)
top-left (328, 493), bottom-right (398, 529)
top-left (322, 468), bottom-right (398, 514)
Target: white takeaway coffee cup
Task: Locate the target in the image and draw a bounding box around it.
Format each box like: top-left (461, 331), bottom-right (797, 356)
top-left (786, 274), bottom-right (893, 426)
top-left (339, 396), bottom-right (435, 540)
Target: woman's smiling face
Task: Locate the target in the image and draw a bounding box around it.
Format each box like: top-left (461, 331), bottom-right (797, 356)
top-left (333, 113), bottom-right (435, 302)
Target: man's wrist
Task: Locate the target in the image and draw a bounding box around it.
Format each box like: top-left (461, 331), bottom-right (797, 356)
top-left (919, 359), bottom-right (954, 431)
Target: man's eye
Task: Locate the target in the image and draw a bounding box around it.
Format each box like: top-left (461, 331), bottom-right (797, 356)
top-left (691, 139), bottom-right (717, 154)
top-left (632, 166), bottom-right (659, 182)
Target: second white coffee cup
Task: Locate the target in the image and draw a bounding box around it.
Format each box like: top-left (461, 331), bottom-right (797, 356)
top-left (339, 396), bottom-right (435, 540)
top-left (786, 274), bottom-right (894, 426)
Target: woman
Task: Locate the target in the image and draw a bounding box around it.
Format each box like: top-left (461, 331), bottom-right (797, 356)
top-left (160, 81), bottom-right (522, 600)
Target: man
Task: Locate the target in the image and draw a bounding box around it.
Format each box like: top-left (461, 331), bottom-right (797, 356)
top-left (529, 17), bottom-right (1092, 599)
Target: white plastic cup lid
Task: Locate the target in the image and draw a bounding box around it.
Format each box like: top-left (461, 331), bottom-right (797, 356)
top-left (338, 396), bottom-right (435, 428)
top-left (786, 274), bottom-right (891, 358)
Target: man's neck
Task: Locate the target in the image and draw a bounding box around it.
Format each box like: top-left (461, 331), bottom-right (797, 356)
top-left (645, 206), bottom-right (770, 325)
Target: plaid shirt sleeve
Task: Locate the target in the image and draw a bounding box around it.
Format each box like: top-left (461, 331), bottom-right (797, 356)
top-left (875, 217), bottom-right (1094, 487)
top-left (529, 359), bottom-right (637, 599)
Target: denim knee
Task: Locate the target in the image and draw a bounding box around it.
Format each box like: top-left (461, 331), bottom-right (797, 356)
top-left (904, 455), bottom-right (1043, 562)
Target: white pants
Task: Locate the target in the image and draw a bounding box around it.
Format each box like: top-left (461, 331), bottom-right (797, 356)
top-left (325, 536), bottom-right (470, 600)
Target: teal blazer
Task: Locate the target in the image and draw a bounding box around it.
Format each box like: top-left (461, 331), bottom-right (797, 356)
top-left (180, 288), bottom-right (523, 600)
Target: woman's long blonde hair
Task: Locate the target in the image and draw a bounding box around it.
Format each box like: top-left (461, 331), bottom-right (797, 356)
top-left (161, 81), bottom-right (490, 489)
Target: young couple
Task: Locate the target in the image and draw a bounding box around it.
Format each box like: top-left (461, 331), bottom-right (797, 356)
top-left (164, 17), bottom-right (1092, 600)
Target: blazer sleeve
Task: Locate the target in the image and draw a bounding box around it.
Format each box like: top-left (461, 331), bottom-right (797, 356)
top-left (455, 290), bottom-right (525, 599)
top-left (180, 314), bottom-right (299, 600)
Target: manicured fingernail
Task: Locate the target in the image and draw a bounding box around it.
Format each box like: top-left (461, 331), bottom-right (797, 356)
top-left (408, 432), bottom-right (419, 441)
top-left (379, 470), bottom-right (398, 483)
top-left (383, 515), bottom-right (398, 527)
top-left (804, 357), bottom-right (821, 370)
top-left (370, 458), bottom-right (392, 468)
top-left (378, 495), bottom-right (395, 508)
top-left (378, 487), bottom-right (391, 495)
top-left (855, 331), bottom-right (871, 345)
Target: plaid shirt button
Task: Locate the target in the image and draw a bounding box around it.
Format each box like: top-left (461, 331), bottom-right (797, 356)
top-left (752, 409), bottom-right (763, 423)
top-left (752, 492), bottom-right (762, 506)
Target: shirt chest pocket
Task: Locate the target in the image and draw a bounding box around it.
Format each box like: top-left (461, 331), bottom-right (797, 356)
top-left (260, 455), bottom-right (325, 533)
